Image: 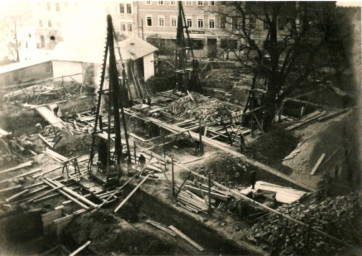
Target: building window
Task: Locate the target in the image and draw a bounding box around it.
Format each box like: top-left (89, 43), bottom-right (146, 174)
top-left (46, 2), bottom-right (50, 11)
top-left (126, 4), bottom-right (132, 14)
top-left (48, 20), bottom-right (52, 27)
top-left (186, 18), bottom-right (192, 28)
top-left (39, 20), bottom-right (43, 27)
top-left (198, 18), bottom-right (204, 28)
top-left (186, 1), bottom-right (192, 6)
top-left (56, 2), bottom-right (60, 11)
top-left (278, 18), bottom-right (285, 30)
top-left (120, 3), bottom-right (125, 13)
top-left (158, 0), bottom-right (164, 5)
top-left (128, 24), bottom-right (132, 31)
top-left (220, 16), bottom-right (226, 28)
top-left (197, 1), bottom-right (203, 6)
top-left (145, 0), bottom-right (151, 4)
top-left (146, 16), bottom-right (152, 26)
top-left (210, 1), bottom-right (215, 6)
top-left (170, 1), bottom-right (176, 5)
top-left (171, 17), bottom-right (177, 27)
top-left (209, 18), bottom-right (215, 29)
top-left (121, 23), bottom-right (126, 31)
top-left (40, 35), bottom-right (45, 48)
top-left (158, 16), bottom-right (165, 27)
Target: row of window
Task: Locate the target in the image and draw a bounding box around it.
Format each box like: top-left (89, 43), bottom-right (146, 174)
top-left (145, 1), bottom-right (215, 6)
top-left (40, 2), bottom-right (78, 12)
top-left (119, 3), bottom-right (132, 14)
top-left (120, 23), bottom-right (133, 32)
top-left (145, 16), bottom-right (215, 29)
top-left (144, 15), bottom-right (292, 31)
top-left (39, 20), bottom-right (61, 28)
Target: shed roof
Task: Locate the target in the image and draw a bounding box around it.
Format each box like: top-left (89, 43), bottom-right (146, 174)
top-left (118, 37), bottom-right (158, 61)
top-left (0, 58), bottom-right (51, 75)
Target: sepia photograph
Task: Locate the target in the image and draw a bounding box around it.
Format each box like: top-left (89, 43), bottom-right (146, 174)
top-left (0, 0), bottom-right (361, 255)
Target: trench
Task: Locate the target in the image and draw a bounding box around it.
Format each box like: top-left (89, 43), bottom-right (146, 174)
top-left (0, 181), bottom-right (263, 256)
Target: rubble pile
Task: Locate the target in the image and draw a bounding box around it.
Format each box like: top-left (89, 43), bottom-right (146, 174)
top-left (166, 93), bottom-right (231, 122)
top-left (198, 153), bottom-right (253, 187)
top-left (245, 193), bottom-right (361, 255)
top-left (0, 133), bottom-right (44, 167)
top-left (8, 81), bottom-right (82, 106)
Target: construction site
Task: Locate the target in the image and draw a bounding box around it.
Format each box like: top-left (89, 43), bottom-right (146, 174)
top-left (0, 1), bottom-right (361, 256)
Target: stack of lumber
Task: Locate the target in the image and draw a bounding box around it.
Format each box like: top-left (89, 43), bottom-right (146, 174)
top-left (245, 193), bottom-right (360, 255)
top-left (253, 181), bottom-right (306, 204)
top-left (185, 184), bottom-right (232, 202)
top-left (177, 190), bottom-right (208, 213)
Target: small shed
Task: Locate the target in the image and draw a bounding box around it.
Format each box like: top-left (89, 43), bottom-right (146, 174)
top-left (0, 41), bottom-right (105, 88)
top-left (118, 37), bottom-right (158, 82)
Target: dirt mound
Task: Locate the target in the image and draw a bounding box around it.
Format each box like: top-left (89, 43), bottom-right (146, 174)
top-left (195, 153), bottom-right (253, 187)
top-left (53, 132), bottom-right (92, 157)
top-left (64, 210), bottom-right (174, 255)
top-left (165, 92), bottom-right (231, 122)
top-left (283, 109), bottom-right (360, 181)
top-left (246, 129), bottom-right (300, 166)
top-left (245, 193), bottom-right (361, 255)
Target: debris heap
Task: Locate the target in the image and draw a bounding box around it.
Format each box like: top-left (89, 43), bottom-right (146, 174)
top-left (245, 193), bottom-right (361, 255)
top-left (199, 153), bottom-right (252, 187)
top-left (165, 93), bottom-right (231, 122)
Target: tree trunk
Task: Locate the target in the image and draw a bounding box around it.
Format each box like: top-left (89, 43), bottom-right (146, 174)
top-left (262, 88), bottom-right (278, 132)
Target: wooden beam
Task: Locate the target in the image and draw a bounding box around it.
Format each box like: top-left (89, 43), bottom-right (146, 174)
top-left (168, 225), bottom-right (205, 252)
top-left (49, 179), bottom-right (98, 208)
top-left (0, 161), bottom-right (33, 175)
top-left (69, 241), bottom-right (91, 256)
top-left (310, 153), bottom-right (326, 176)
top-left (114, 174), bottom-right (150, 213)
top-left (146, 220), bottom-right (177, 237)
top-left (42, 178), bottom-right (89, 210)
top-left (6, 189), bottom-right (29, 202)
top-left (38, 134), bottom-right (53, 148)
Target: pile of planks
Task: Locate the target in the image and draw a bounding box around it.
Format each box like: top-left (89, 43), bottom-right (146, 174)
top-left (176, 190), bottom-right (208, 213)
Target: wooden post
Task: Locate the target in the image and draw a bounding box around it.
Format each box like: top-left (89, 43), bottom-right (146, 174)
top-left (208, 172), bottom-right (212, 216)
top-left (172, 158), bottom-right (175, 197)
top-left (134, 141), bottom-right (137, 165)
top-left (199, 119), bottom-right (204, 155)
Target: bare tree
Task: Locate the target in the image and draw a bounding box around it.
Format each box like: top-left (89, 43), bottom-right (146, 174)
top-left (5, 15), bottom-right (20, 62)
top-left (209, 2), bottom-right (347, 131)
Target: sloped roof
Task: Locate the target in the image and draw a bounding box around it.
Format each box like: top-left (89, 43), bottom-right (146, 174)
top-left (0, 58), bottom-right (51, 75)
top-left (0, 38), bottom-right (158, 75)
top-left (118, 37), bottom-right (158, 61)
